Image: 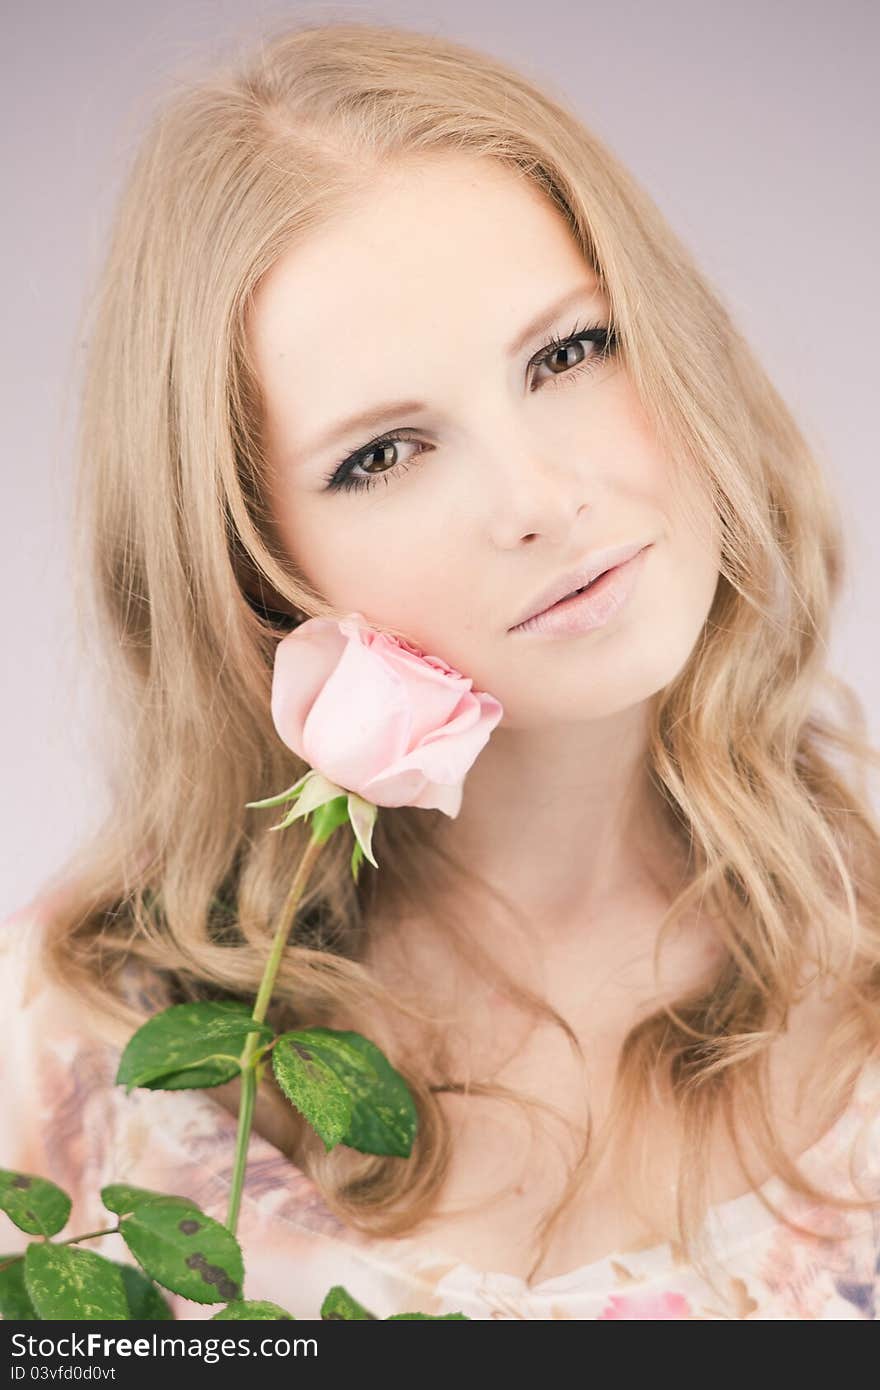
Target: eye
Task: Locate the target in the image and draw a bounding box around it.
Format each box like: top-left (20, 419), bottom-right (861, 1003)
top-left (530, 324), bottom-right (616, 391)
top-left (323, 431), bottom-right (429, 495)
top-left (322, 319), bottom-right (619, 494)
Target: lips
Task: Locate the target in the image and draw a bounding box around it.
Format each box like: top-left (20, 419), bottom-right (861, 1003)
top-left (509, 543), bottom-right (651, 638)
top-left (509, 541), bottom-right (650, 630)
top-left (558, 574), bottom-right (605, 603)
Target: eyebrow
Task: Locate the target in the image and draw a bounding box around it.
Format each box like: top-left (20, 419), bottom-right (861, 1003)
top-left (300, 281), bottom-right (602, 457)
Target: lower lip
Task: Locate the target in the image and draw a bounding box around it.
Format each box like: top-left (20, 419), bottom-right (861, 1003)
top-left (509, 545), bottom-right (651, 638)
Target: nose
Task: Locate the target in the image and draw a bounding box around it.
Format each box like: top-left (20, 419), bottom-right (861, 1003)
top-left (484, 437), bottom-right (593, 548)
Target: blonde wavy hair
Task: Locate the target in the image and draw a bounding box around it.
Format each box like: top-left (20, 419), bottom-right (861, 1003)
top-left (38, 17), bottom-right (880, 1299)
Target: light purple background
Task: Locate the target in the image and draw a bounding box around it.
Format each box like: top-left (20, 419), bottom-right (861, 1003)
top-left (3, 1), bottom-right (878, 920)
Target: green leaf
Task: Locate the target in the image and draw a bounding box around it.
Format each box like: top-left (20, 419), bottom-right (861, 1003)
top-left (212, 1299), bottom-right (296, 1320)
top-left (115, 1001), bottom-right (274, 1093)
top-left (0, 1253), bottom-right (38, 1319)
top-left (386, 1311), bottom-right (471, 1319)
top-left (271, 1035), bottom-right (353, 1152)
top-left (24, 1244), bottom-right (129, 1320)
top-left (0, 1170), bottom-right (72, 1237)
top-left (115, 1262), bottom-right (175, 1319)
top-left (119, 1198), bottom-right (244, 1304)
top-left (101, 1183), bottom-right (197, 1217)
top-left (280, 1028), bottom-right (418, 1158)
top-left (320, 1285), bottom-right (378, 1319)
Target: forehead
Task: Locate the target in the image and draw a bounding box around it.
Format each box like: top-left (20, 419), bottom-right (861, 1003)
top-left (248, 155), bottom-right (599, 362)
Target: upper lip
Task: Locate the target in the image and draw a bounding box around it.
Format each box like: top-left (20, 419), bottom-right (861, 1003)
top-left (508, 540), bottom-right (651, 629)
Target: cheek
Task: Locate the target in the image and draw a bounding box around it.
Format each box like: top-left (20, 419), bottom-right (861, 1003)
top-left (276, 496), bottom-right (461, 619)
top-left (573, 540), bottom-right (718, 724)
top-left (651, 526), bottom-right (720, 680)
top-left (682, 492), bottom-right (723, 615)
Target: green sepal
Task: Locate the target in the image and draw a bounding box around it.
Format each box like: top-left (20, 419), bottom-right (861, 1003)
top-left (350, 835), bottom-right (365, 884)
top-left (310, 794), bottom-right (351, 844)
top-left (247, 770), bottom-right (381, 872)
top-left (244, 772), bottom-right (311, 809)
top-left (260, 770), bottom-right (343, 833)
top-left (346, 793), bottom-right (379, 869)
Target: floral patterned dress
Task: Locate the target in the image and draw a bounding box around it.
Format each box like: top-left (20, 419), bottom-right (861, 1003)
top-left (2, 901), bottom-right (878, 1320)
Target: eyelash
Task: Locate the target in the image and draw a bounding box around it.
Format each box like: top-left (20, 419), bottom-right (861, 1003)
top-left (321, 318), bottom-right (619, 494)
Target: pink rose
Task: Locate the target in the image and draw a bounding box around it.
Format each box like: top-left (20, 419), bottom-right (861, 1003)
top-left (269, 611), bottom-right (503, 817)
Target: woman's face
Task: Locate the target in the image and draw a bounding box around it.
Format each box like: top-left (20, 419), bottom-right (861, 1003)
top-left (248, 154), bottom-right (721, 727)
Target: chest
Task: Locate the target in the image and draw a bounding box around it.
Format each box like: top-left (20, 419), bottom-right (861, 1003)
top-left (394, 985), bottom-right (850, 1285)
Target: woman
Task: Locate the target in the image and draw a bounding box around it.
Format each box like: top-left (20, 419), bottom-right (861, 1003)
top-left (2, 21), bottom-right (879, 1320)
